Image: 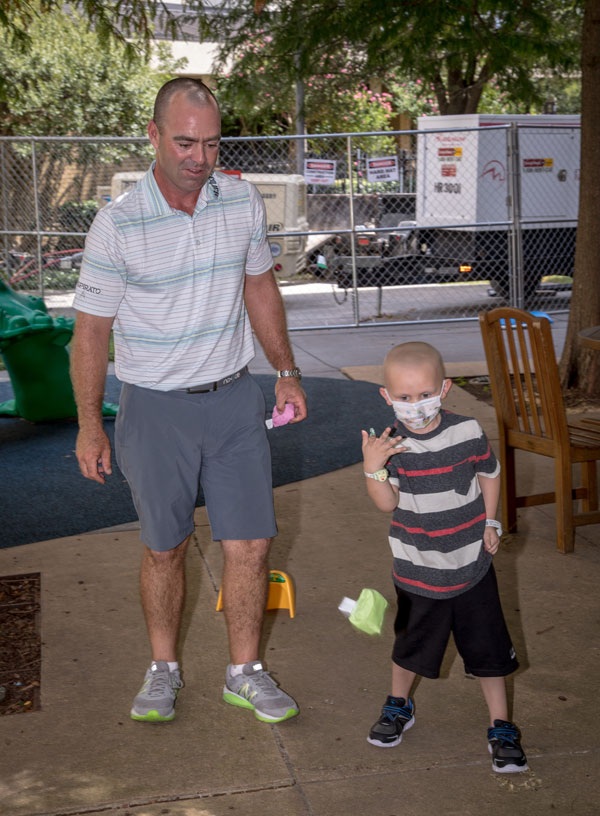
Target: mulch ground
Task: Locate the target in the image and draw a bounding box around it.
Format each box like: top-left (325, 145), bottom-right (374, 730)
top-left (0, 573), bottom-right (41, 716)
top-left (454, 376), bottom-right (495, 406)
top-left (456, 376), bottom-right (600, 415)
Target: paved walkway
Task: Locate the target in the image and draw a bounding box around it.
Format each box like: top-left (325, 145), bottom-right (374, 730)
top-left (1, 336), bottom-right (598, 816)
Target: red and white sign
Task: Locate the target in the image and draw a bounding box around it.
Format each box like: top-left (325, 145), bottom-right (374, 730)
top-left (523, 158), bottom-right (553, 172)
top-left (366, 156), bottom-right (399, 183)
top-left (441, 165), bottom-right (457, 177)
top-left (304, 159), bottom-right (337, 185)
top-left (438, 147), bottom-right (462, 159)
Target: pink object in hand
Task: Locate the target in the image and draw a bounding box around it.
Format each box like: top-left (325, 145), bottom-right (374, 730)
top-left (271, 403), bottom-right (295, 427)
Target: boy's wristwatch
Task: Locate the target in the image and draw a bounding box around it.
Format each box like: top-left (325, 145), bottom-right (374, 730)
top-left (364, 469), bottom-right (389, 482)
top-left (485, 518), bottom-right (503, 536)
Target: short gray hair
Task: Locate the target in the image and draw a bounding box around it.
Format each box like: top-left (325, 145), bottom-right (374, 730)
top-left (153, 78), bottom-right (218, 131)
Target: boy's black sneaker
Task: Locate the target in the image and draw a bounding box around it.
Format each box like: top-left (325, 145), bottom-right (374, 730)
top-left (367, 695), bottom-right (415, 748)
top-left (488, 719), bottom-right (528, 773)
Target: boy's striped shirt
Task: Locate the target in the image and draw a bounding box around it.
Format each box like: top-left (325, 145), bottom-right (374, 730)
top-left (386, 410), bottom-right (500, 599)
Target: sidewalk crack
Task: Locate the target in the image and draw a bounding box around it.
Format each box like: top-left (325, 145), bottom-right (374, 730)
top-left (192, 530), bottom-right (219, 594)
top-left (272, 724), bottom-right (315, 816)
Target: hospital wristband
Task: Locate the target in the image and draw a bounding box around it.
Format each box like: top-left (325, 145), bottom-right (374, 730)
top-left (364, 469), bottom-right (389, 482)
top-left (485, 518), bottom-right (503, 536)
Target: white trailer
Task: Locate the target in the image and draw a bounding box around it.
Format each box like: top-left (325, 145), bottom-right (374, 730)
top-left (241, 173), bottom-right (309, 279)
top-left (414, 113), bottom-right (580, 298)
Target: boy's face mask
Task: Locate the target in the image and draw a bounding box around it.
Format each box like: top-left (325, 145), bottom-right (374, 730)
top-left (385, 380), bottom-right (447, 429)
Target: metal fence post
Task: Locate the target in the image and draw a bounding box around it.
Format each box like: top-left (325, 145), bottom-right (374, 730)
top-left (1, 142), bottom-right (9, 279)
top-left (507, 123), bottom-right (524, 309)
top-left (294, 52), bottom-right (305, 176)
top-left (346, 134), bottom-right (360, 326)
top-left (31, 140), bottom-right (45, 299)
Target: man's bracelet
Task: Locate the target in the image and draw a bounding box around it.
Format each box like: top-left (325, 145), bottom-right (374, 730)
top-left (485, 518), bottom-right (503, 536)
top-left (277, 368), bottom-right (302, 380)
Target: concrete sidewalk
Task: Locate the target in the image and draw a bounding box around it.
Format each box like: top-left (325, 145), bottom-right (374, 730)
top-left (1, 360), bottom-right (599, 816)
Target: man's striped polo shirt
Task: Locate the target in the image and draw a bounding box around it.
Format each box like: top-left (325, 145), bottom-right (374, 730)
top-left (386, 410), bottom-right (500, 599)
top-left (73, 165), bottom-right (273, 391)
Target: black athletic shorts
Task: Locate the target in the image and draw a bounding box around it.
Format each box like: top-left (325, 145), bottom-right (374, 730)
top-left (392, 565), bottom-right (519, 679)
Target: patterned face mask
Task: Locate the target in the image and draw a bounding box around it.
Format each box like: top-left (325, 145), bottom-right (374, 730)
top-left (385, 381), bottom-right (446, 429)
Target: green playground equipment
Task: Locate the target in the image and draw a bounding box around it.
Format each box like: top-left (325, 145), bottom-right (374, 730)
top-left (0, 279), bottom-right (117, 422)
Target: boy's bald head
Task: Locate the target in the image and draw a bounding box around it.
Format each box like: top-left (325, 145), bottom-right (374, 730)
top-left (383, 342), bottom-right (446, 385)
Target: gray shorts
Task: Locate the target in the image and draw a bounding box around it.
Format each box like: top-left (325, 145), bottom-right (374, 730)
top-left (115, 373), bottom-right (277, 551)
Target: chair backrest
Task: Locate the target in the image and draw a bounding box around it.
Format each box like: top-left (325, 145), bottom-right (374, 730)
top-left (479, 308), bottom-right (569, 448)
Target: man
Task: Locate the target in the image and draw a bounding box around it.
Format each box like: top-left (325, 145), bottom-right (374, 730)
top-left (71, 77), bottom-right (307, 725)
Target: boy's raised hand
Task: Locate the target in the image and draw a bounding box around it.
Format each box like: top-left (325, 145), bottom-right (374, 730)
top-left (361, 426), bottom-right (408, 473)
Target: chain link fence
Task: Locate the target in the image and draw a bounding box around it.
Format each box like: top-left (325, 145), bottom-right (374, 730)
top-left (0, 123), bottom-right (579, 329)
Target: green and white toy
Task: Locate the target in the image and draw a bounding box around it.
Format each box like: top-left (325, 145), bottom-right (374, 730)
top-left (339, 588), bottom-right (389, 636)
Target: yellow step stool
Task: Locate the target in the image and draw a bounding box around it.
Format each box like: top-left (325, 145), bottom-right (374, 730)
top-left (216, 569), bottom-right (295, 618)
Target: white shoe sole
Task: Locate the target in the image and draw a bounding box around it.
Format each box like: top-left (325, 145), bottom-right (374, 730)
top-left (488, 742), bottom-right (528, 772)
top-left (367, 715), bottom-right (415, 748)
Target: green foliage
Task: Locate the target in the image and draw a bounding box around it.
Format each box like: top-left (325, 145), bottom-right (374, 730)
top-left (215, 34), bottom-right (394, 147)
top-left (0, 7), bottom-right (183, 139)
top-left (529, 76), bottom-right (581, 115)
top-left (385, 77), bottom-right (440, 119)
top-left (215, 35), bottom-right (395, 138)
top-left (344, 0), bottom-right (583, 115)
top-left (314, 85), bottom-right (393, 137)
top-left (0, 5), bottom-right (185, 275)
top-left (200, 0), bottom-right (582, 119)
top-left (56, 200), bottom-right (98, 232)
top-left (0, 0), bottom-right (176, 67)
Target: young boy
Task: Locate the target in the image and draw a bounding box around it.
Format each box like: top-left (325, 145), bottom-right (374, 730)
top-left (361, 342), bottom-right (528, 773)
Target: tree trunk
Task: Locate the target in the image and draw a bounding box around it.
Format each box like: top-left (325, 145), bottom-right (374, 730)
top-left (436, 59), bottom-right (490, 115)
top-left (559, 0), bottom-right (600, 397)
top-left (439, 89), bottom-right (486, 115)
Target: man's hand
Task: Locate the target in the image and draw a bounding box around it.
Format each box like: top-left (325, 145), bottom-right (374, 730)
top-left (275, 377), bottom-right (307, 423)
top-left (244, 270), bottom-right (307, 424)
top-left (483, 526), bottom-right (500, 555)
top-left (76, 426), bottom-right (113, 484)
top-left (361, 426), bottom-right (407, 473)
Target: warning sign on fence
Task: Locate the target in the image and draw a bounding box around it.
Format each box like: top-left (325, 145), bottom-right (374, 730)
top-left (523, 158), bottom-right (554, 172)
top-left (304, 159), bottom-right (337, 185)
top-left (366, 156), bottom-right (399, 183)
top-left (438, 147), bottom-right (463, 160)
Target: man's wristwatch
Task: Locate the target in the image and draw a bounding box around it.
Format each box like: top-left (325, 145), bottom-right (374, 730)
top-left (485, 518), bottom-right (503, 536)
top-left (364, 468), bottom-right (389, 482)
top-left (277, 368), bottom-right (302, 380)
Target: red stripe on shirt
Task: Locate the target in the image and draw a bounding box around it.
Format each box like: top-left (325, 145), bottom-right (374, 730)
top-left (391, 511), bottom-right (486, 538)
top-left (393, 572), bottom-right (471, 593)
top-left (395, 445), bottom-right (491, 477)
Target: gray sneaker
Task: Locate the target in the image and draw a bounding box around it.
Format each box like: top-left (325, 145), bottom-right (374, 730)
top-left (223, 661), bottom-right (298, 723)
top-left (130, 660), bottom-right (183, 722)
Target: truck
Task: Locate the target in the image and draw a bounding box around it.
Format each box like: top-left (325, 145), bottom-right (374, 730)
top-left (413, 113), bottom-right (580, 300)
top-left (330, 113), bottom-right (580, 301)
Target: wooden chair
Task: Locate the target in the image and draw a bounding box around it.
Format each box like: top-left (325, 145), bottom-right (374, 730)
top-left (479, 307), bottom-right (600, 553)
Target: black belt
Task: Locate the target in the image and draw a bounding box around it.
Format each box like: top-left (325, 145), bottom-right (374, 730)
top-left (180, 366), bottom-right (248, 393)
